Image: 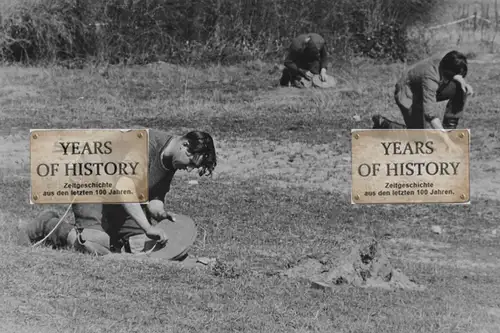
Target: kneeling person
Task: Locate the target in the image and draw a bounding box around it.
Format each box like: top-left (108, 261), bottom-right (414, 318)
top-left (279, 33), bottom-right (329, 88)
top-left (372, 50), bottom-right (473, 130)
top-left (24, 129), bottom-right (217, 258)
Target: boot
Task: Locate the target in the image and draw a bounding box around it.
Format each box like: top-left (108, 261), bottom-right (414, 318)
top-left (372, 114), bottom-right (383, 129)
top-left (372, 114), bottom-right (407, 129)
top-left (23, 210), bottom-right (73, 248)
top-left (292, 79), bottom-right (306, 89)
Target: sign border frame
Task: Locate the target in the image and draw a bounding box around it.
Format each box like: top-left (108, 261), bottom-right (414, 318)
top-left (350, 128), bottom-right (471, 206)
top-left (29, 128), bottom-right (150, 205)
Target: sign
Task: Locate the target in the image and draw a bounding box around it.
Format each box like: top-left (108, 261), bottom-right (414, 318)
top-left (30, 129), bottom-right (149, 204)
top-left (351, 129), bottom-right (470, 204)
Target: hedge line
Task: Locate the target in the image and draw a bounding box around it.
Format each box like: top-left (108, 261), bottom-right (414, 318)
top-left (0, 0), bottom-right (442, 65)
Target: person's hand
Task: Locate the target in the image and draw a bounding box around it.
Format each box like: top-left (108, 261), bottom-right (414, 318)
top-left (453, 74), bottom-right (466, 86)
top-left (320, 68), bottom-right (327, 82)
top-left (464, 83), bottom-right (474, 96)
top-left (165, 211), bottom-right (177, 222)
top-left (147, 199), bottom-right (168, 221)
top-left (453, 75), bottom-right (473, 96)
top-left (145, 226), bottom-right (168, 245)
top-left (304, 70), bottom-right (313, 81)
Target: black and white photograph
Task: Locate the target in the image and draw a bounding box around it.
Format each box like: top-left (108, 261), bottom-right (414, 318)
top-left (1, 0), bottom-right (499, 332)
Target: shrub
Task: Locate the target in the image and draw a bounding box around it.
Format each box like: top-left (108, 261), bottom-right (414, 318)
top-left (0, 0), bottom-right (443, 65)
top-left (0, 0), bottom-right (99, 63)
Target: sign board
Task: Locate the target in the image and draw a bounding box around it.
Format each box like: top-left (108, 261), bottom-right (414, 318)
top-left (30, 129), bottom-right (149, 204)
top-left (351, 129), bottom-right (470, 204)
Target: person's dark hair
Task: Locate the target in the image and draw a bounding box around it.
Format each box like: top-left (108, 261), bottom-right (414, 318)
top-left (183, 131), bottom-right (217, 176)
top-left (439, 50), bottom-right (468, 78)
top-left (305, 38), bottom-right (320, 59)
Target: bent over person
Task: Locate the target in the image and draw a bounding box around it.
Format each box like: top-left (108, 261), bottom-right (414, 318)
top-left (23, 129), bottom-right (217, 257)
top-left (372, 50), bottom-right (473, 130)
top-left (279, 33), bottom-right (329, 88)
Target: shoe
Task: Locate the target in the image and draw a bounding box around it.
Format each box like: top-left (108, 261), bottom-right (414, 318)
top-left (372, 114), bottom-right (382, 129)
top-left (292, 79), bottom-right (306, 89)
top-left (24, 210), bottom-right (73, 248)
top-left (371, 114), bottom-right (407, 129)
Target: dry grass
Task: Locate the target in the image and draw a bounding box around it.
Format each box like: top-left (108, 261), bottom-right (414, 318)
top-left (0, 0), bottom-right (443, 64)
top-left (419, 0), bottom-right (500, 55)
top-left (0, 1), bottom-right (500, 331)
top-left (0, 38), bottom-right (500, 332)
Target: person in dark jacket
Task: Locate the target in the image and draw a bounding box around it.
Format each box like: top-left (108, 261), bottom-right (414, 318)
top-left (279, 33), bottom-right (329, 88)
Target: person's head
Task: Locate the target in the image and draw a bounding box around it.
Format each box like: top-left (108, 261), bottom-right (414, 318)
top-left (165, 131), bottom-right (217, 176)
top-left (439, 50), bottom-right (468, 81)
top-left (304, 37), bottom-right (321, 60)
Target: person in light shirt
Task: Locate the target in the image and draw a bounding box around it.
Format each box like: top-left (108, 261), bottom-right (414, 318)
top-left (22, 129), bottom-right (217, 258)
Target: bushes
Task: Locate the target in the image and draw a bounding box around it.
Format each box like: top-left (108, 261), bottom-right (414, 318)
top-left (0, 0), bottom-right (98, 63)
top-left (0, 0), bottom-right (443, 65)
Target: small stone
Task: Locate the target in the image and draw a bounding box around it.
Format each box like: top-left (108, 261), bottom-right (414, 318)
top-left (197, 257), bottom-right (216, 265)
top-left (353, 114), bottom-right (361, 122)
top-left (431, 225), bottom-right (442, 234)
top-left (310, 280), bottom-right (333, 290)
top-left (188, 180), bottom-right (199, 185)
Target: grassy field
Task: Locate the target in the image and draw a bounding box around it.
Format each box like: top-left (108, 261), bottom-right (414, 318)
top-left (1, 21), bottom-right (500, 333)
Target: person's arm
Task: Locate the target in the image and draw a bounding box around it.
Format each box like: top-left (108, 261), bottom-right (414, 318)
top-left (422, 77), bottom-right (461, 151)
top-left (429, 115), bottom-right (463, 154)
top-left (146, 198), bottom-right (176, 222)
top-left (319, 44), bottom-right (328, 72)
top-left (115, 176), bottom-right (168, 243)
top-left (450, 76), bottom-right (468, 113)
top-left (429, 117), bottom-right (445, 130)
top-left (284, 48), bottom-right (303, 78)
top-left (442, 79), bottom-right (467, 129)
top-left (453, 74), bottom-right (473, 95)
top-left (114, 176), bottom-right (151, 231)
top-left (122, 202), bottom-right (153, 231)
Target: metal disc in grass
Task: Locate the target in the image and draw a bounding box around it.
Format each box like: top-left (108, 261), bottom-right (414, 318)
top-left (142, 214), bottom-right (197, 260)
top-left (312, 74), bottom-right (337, 89)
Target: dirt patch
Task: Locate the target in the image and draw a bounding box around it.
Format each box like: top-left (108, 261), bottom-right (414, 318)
top-left (2, 131), bottom-right (500, 200)
top-left (281, 237), bottom-right (425, 291)
top-left (213, 137), bottom-right (500, 200)
top-left (469, 157), bottom-right (500, 199)
top-left (387, 237), bottom-right (500, 271)
top-left (213, 138), bottom-right (351, 194)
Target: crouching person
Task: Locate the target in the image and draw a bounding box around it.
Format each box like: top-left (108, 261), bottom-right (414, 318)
top-left (23, 129), bottom-right (217, 258)
top-left (372, 50), bottom-right (473, 130)
top-left (279, 33), bottom-right (330, 88)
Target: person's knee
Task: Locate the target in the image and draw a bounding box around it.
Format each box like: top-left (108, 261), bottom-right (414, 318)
top-left (128, 234), bottom-right (149, 253)
top-left (68, 228), bottom-right (111, 255)
top-left (74, 240), bottom-right (112, 256)
top-left (72, 203), bottom-right (103, 229)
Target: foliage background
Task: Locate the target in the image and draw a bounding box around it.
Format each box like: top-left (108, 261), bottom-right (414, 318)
top-left (0, 0), bottom-right (443, 66)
